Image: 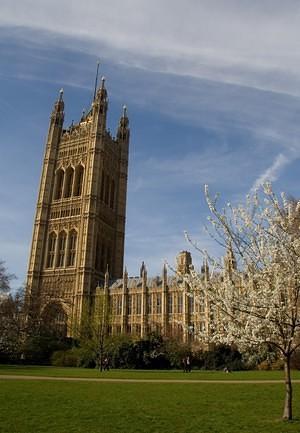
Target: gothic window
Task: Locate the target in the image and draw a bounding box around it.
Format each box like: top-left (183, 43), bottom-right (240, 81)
top-left (100, 243), bottom-right (105, 272)
top-left (177, 293), bottom-right (183, 314)
top-left (104, 174), bottom-right (110, 205)
top-left (155, 293), bottom-right (162, 314)
top-left (54, 168), bottom-right (64, 200)
top-left (168, 293), bottom-right (173, 314)
top-left (189, 295), bottom-right (194, 314)
top-left (67, 230), bottom-right (77, 267)
top-left (136, 293), bottom-right (142, 315)
top-left (100, 171), bottom-right (105, 201)
top-left (56, 231), bottom-right (67, 267)
top-left (63, 166), bottom-right (74, 198)
top-left (127, 295), bottom-right (132, 315)
top-left (116, 295), bottom-right (122, 315)
top-left (73, 165), bottom-right (84, 196)
top-left (46, 232), bottom-right (57, 268)
top-left (95, 237), bottom-right (101, 271)
top-left (198, 290), bottom-right (205, 313)
top-left (147, 294), bottom-right (152, 314)
top-left (110, 179), bottom-right (115, 209)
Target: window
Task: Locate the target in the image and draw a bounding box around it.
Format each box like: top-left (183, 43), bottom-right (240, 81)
top-left (147, 294), bottom-right (152, 314)
top-left (56, 231), bottom-right (67, 267)
top-left (136, 293), bottom-right (142, 315)
top-left (155, 293), bottom-right (162, 314)
top-left (104, 174), bottom-right (110, 205)
top-left (110, 179), bottom-right (115, 209)
top-left (46, 232), bottom-right (57, 268)
top-left (189, 295), bottom-right (194, 314)
top-left (63, 167), bottom-right (74, 198)
top-left (100, 172), bottom-right (105, 201)
top-left (54, 169), bottom-right (64, 200)
top-left (116, 295), bottom-right (122, 315)
top-left (127, 295), bottom-right (132, 315)
top-left (168, 294), bottom-right (173, 314)
top-left (73, 165), bottom-right (84, 196)
top-left (67, 230), bottom-right (77, 266)
top-left (177, 293), bottom-right (183, 314)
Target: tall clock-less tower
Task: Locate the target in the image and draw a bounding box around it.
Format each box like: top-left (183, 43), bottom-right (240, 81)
top-left (26, 78), bottom-right (130, 335)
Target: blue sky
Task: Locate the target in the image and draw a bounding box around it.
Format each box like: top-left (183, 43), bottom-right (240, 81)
top-left (1, 0), bottom-right (300, 288)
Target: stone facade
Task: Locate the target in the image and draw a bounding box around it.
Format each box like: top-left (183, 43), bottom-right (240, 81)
top-left (95, 251), bottom-right (211, 343)
top-left (26, 78), bottom-right (129, 335)
top-left (26, 74), bottom-right (227, 342)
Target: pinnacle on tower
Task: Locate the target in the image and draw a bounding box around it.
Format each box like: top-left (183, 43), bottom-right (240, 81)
top-left (117, 105), bottom-right (130, 141)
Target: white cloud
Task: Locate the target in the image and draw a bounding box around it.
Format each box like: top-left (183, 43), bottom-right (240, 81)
top-left (1, 1), bottom-right (300, 96)
top-left (251, 153), bottom-right (290, 192)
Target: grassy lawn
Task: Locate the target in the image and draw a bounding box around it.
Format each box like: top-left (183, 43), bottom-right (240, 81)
top-left (1, 379), bottom-right (300, 433)
top-left (1, 364), bottom-right (300, 381)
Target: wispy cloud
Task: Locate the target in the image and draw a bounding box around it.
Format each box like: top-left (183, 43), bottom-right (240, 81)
top-left (2, 1), bottom-right (300, 97)
top-left (251, 153), bottom-right (291, 192)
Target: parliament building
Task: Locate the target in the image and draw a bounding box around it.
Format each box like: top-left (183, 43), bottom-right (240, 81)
top-left (25, 74), bottom-right (219, 342)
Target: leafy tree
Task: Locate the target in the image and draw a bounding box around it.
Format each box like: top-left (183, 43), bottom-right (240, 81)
top-left (0, 261), bottom-right (15, 293)
top-left (185, 184), bottom-right (300, 420)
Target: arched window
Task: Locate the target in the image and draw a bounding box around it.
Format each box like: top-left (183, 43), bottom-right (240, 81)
top-left (46, 232), bottom-right (57, 268)
top-left (100, 171), bottom-right (105, 201)
top-left (63, 166), bottom-right (74, 198)
top-left (110, 179), bottom-right (115, 209)
top-left (67, 230), bottom-right (77, 266)
top-left (54, 169), bottom-right (64, 200)
top-left (95, 237), bottom-right (101, 271)
top-left (104, 174), bottom-right (110, 205)
top-left (56, 231), bottom-right (67, 267)
top-left (73, 165), bottom-right (84, 196)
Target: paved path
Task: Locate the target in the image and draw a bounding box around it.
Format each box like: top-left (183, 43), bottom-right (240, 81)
top-left (1, 374), bottom-right (300, 384)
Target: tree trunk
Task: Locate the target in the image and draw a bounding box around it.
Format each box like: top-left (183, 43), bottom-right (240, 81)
top-left (283, 355), bottom-right (292, 420)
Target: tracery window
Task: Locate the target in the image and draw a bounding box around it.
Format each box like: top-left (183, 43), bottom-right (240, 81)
top-left (73, 165), bottom-right (84, 196)
top-left (177, 293), bottom-right (183, 314)
top-left (136, 293), bottom-right (142, 315)
top-left (63, 166), bottom-right (74, 198)
top-left (56, 231), bottom-right (67, 267)
top-left (110, 179), bottom-right (115, 209)
top-left (46, 232), bottom-right (57, 268)
top-left (168, 294), bottom-right (173, 314)
top-left (54, 169), bottom-right (64, 200)
top-left (67, 230), bottom-right (77, 266)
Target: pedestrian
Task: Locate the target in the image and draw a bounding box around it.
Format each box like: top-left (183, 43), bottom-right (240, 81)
top-left (186, 356), bottom-right (191, 372)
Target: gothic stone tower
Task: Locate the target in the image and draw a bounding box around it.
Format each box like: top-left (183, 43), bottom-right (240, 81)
top-left (26, 78), bottom-right (130, 335)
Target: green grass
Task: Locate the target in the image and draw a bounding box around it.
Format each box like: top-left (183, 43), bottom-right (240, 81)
top-left (1, 364), bottom-right (300, 380)
top-left (1, 379), bottom-right (300, 433)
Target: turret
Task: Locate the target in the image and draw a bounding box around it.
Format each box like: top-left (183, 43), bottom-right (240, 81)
top-left (176, 251), bottom-right (192, 275)
top-left (162, 263), bottom-right (168, 284)
top-left (117, 105), bottom-right (130, 143)
top-left (50, 88), bottom-right (65, 128)
top-left (224, 242), bottom-right (237, 278)
top-left (93, 77), bottom-right (108, 131)
top-left (104, 265), bottom-right (110, 291)
top-left (201, 259), bottom-right (209, 281)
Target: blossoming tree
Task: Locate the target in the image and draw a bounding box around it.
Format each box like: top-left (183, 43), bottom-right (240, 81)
top-left (185, 183), bottom-right (300, 420)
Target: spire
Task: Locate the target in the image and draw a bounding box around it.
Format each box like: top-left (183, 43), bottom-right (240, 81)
top-left (117, 105), bottom-right (130, 141)
top-left (104, 264), bottom-right (110, 288)
top-left (51, 88), bottom-right (64, 126)
top-left (201, 258), bottom-right (209, 280)
top-left (224, 241), bottom-right (237, 277)
top-left (140, 261), bottom-right (147, 280)
top-left (162, 263), bottom-right (168, 282)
